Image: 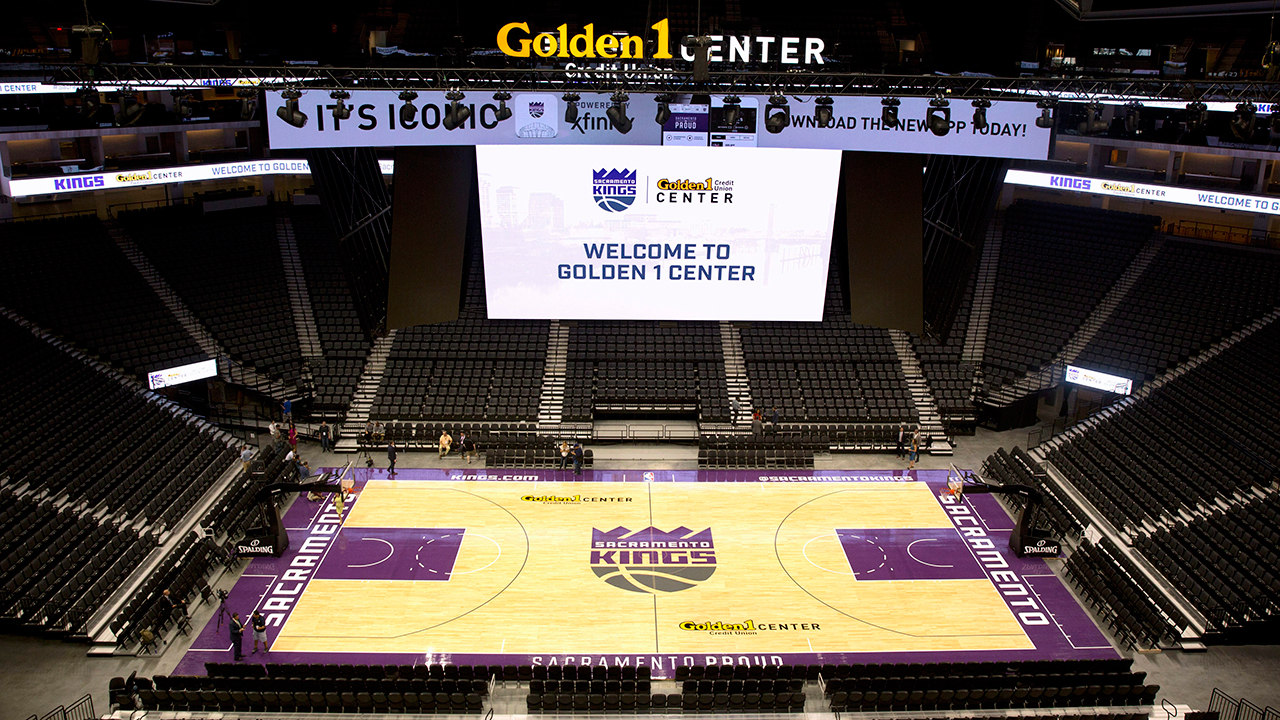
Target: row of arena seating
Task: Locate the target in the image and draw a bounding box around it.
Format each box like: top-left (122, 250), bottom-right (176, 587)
top-left (1076, 239), bottom-right (1280, 382)
top-left (202, 661), bottom-right (651, 681)
top-left (982, 200), bottom-right (1158, 387)
top-left (0, 316), bottom-right (237, 634)
top-left (699, 448), bottom-right (814, 468)
top-left (290, 205), bottom-right (369, 416)
top-left (1064, 537), bottom-right (1186, 649)
top-left (0, 214), bottom-right (208, 377)
top-left (133, 687), bottom-right (484, 714)
top-left (118, 204), bottom-right (306, 389)
top-left (486, 446), bottom-right (594, 469)
top-left (529, 690), bottom-right (803, 713)
top-left (1045, 320), bottom-right (1280, 631)
top-left (981, 447), bottom-right (1084, 543)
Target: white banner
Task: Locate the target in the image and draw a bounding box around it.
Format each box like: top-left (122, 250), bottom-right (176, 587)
top-left (5, 158), bottom-right (395, 198)
top-left (148, 358), bottom-right (218, 389)
top-left (477, 145), bottom-right (840, 321)
top-left (1005, 169), bottom-right (1280, 216)
top-left (1065, 364), bottom-right (1133, 395)
top-left (266, 90), bottom-right (1051, 160)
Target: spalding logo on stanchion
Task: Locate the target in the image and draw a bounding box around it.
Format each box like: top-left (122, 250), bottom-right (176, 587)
top-left (1021, 538), bottom-right (1062, 557)
top-left (237, 537), bottom-right (277, 556)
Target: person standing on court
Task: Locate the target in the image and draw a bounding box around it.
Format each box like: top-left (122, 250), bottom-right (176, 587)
top-left (558, 441), bottom-right (570, 470)
top-left (318, 421), bottom-right (331, 453)
top-left (387, 440), bottom-right (398, 476)
top-left (572, 443), bottom-right (584, 476)
top-left (895, 424), bottom-right (906, 458)
top-left (907, 430), bottom-right (920, 471)
top-left (333, 487), bottom-right (345, 517)
top-left (229, 612), bottom-right (246, 661)
top-left (460, 434), bottom-right (477, 464)
top-left (251, 609), bottom-right (269, 654)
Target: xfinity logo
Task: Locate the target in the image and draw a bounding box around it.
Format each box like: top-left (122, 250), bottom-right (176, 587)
top-left (1049, 176), bottom-right (1091, 190)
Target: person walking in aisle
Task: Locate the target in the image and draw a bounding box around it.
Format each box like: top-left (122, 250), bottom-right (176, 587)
top-left (460, 434), bottom-right (476, 464)
top-left (229, 612), bottom-right (245, 660)
top-left (387, 441), bottom-right (398, 476)
top-left (318, 421), bottom-right (331, 453)
top-left (240, 446), bottom-right (254, 473)
top-left (281, 399), bottom-right (292, 423)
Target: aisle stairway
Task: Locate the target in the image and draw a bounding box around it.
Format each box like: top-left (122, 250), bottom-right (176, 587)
top-left (274, 213), bottom-right (324, 360)
top-left (536, 321), bottom-right (569, 428)
top-left (961, 213), bottom-right (1002, 367)
top-left (720, 322), bottom-right (754, 430)
top-left (336, 330), bottom-right (397, 451)
top-left (889, 329), bottom-right (952, 455)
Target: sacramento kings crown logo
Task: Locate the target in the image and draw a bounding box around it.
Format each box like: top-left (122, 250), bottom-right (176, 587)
top-left (528, 101), bottom-right (545, 119)
top-left (590, 526), bottom-right (717, 593)
top-left (592, 168), bottom-right (637, 212)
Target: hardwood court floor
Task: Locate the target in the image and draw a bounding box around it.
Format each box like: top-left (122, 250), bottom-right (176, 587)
top-left (272, 480), bottom-right (1033, 656)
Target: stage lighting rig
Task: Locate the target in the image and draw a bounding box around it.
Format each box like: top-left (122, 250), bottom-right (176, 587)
top-left (1124, 101), bottom-right (1142, 134)
top-left (171, 90), bottom-right (193, 119)
top-left (276, 88), bottom-right (307, 128)
top-left (764, 94), bottom-right (790, 134)
top-left (606, 91), bottom-right (632, 134)
top-left (236, 89), bottom-right (258, 120)
top-left (330, 91), bottom-right (352, 121)
top-left (971, 99), bottom-right (991, 131)
top-left (398, 91), bottom-right (418, 125)
top-left (1185, 101), bottom-right (1207, 131)
top-left (1077, 102), bottom-right (1108, 134)
top-left (1231, 101), bottom-right (1258, 140)
top-left (443, 90), bottom-right (471, 130)
top-left (722, 95), bottom-right (742, 128)
top-left (493, 92), bottom-right (513, 122)
top-left (926, 97), bottom-right (951, 137)
top-left (881, 97), bottom-right (900, 128)
top-left (563, 92), bottom-right (581, 124)
top-left (814, 96), bottom-right (834, 128)
top-left (654, 94), bottom-right (672, 125)
top-left (115, 87), bottom-right (144, 127)
top-left (78, 86), bottom-right (100, 119)
top-left (1035, 97), bottom-right (1057, 129)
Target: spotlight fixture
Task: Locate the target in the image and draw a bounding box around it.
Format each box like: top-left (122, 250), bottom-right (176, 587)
top-left (397, 91), bottom-right (419, 125)
top-left (443, 90), bottom-right (471, 131)
top-left (563, 92), bottom-right (581, 124)
top-left (1077, 102), bottom-right (1108, 134)
top-left (1230, 101), bottom-right (1258, 141)
top-left (1035, 97), bottom-right (1057, 129)
top-left (115, 87), bottom-right (145, 127)
top-left (171, 90), bottom-right (193, 119)
top-left (764, 94), bottom-right (790, 134)
top-left (606, 91), bottom-right (632, 134)
top-left (654, 94), bottom-right (672, 125)
top-left (1272, 112), bottom-right (1280, 135)
top-left (1124, 101), bottom-right (1142, 134)
top-left (78, 86), bottom-right (100, 119)
top-left (493, 92), bottom-right (513, 122)
top-left (815, 96), bottom-right (834, 128)
top-left (276, 88), bottom-right (307, 129)
top-left (1185, 101), bottom-right (1207, 131)
top-left (330, 90), bottom-right (352, 121)
top-left (236, 89), bottom-right (258, 120)
top-left (926, 97), bottom-right (951, 137)
top-left (971, 99), bottom-right (991, 132)
top-left (721, 95), bottom-right (742, 128)
top-left (881, 97), bottom-right (900, 129)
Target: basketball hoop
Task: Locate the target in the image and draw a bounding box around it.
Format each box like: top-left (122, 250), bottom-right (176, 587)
top-left (940, 477), bottom-right (964, 500)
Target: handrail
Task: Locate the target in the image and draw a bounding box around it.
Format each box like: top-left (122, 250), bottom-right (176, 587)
top-left (1169, 220), bottom-right (1280, 250)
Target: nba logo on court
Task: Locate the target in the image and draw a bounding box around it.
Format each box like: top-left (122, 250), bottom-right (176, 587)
top-left (590, 526), bottom-right (717, 593)
top-left (592, 168), bottom-right (637, 212)
top-left (643, 472), bottom-right (655, 482)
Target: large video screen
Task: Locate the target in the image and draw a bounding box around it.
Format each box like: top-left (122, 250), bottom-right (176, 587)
top-left (477, 145), bottom-right (841, 321)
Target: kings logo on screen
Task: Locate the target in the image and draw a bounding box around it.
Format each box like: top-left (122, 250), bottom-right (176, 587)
top-left (592, 168), bottom-right (637, 212)
top-left (590, 526), bottom-right (716, 593)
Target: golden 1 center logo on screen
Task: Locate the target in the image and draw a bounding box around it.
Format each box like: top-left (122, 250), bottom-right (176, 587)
top-left (592, 170), bottom-right (736, 213)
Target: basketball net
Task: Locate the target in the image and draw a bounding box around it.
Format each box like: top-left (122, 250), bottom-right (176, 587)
top-left (940, 477), bottom-right (964, 500)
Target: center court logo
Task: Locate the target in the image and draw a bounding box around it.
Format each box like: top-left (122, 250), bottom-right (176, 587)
top-left (592, 168), bottom-right (637, 212)
top-left (590, 526), bottom-right (716, 593)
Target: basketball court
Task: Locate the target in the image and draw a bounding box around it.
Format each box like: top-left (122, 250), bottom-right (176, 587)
top-left (175, 469), bottom-right (1114, 677)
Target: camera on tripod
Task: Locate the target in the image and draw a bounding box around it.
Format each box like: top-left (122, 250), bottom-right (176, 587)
top-left (216, 588), bottom-right (229, 602)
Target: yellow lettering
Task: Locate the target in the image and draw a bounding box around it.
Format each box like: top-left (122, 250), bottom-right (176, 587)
top-left (620, 35), bottom-right (642, 59)
top-left (650, 18), bottom-right (671, 58)
top-left (570, 23), bottom-right (596, 58)
top-left (596, 33), bottom-right (619, 58)
top-left (497, 22), bottom-right (531, 57)
top-left (557, 23), bottom-right (570, 58)
top-left (533, 33), bottom-right (558, 57)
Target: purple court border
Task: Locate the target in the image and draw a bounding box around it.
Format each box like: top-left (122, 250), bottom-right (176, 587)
top-left (174, 469), bottom-right (1115, 677)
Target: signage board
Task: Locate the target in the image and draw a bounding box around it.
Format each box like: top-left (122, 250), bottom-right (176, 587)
top-left (1064, 364), bottom-right (1134, 395)
top-left (1005, 169), bottom-right (1280, 216)
top-left (147, 358), bottom-right (218, 389)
